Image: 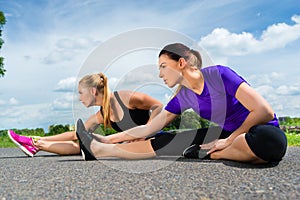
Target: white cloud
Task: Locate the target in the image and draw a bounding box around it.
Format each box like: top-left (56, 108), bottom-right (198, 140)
top-left (0, 98), bottom-right (20, 106)
top-left (253, 84), bottom-right (300, 117)
top-left (50, 93), bottom-right (74, 111)
top-left (51, 99), bottom-right (72, 111)
top-left (0, 103), bottom-right (74, 131)
top-left (255, 85), bottom-right (275, 97)
top-left (243, 71), bottom-right (300, 117)
top-left (276, 85), bottom-right (300, 96)
top-left (54, 77), bottom-right (76, 92)
top-left (0, 103), bottom-right (49, 130)
top-left (108, 77), bottom-right (120, 90)
top-left (274, 95), bottom-right (300, 117)
top-left (261, 15), bottom-right (300, 49)
top-left (43, 50), bottom-right (74, 64)
top-left (200, 28), bottom-right (257, 56)
top-left (8, 97), bottom-right (19, 105)
top-left (57, 37), bottom-right (96, 50)
top-left (115, 65), bottom-right (162, 90)
top-left (43, 36), bottom-right (99, 65)
top-left (0, 99), bottom-right (5, 106)
top-left (199, 15), bottom-right (300, 57)
top-left (247, 72), bottom-right (285, 87)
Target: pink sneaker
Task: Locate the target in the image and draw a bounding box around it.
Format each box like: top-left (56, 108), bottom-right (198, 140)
top-left (7, 130), bottom-right (39, 157)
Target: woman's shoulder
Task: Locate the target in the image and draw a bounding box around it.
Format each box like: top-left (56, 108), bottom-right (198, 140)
top-left (201, 65), bottom-right (230, 73)
top-left (113, 90), bottom-right (131, 106)
top-left (202, 65), bottom-right (240, 79)
top-left (114, 90), bottom-right (132, 96)
top-left (201, 65), bottom-right (223, 80)
top-left (114, 90), bottom-right (147, 108)
top-left (116, 90), bottom-right (144, 99)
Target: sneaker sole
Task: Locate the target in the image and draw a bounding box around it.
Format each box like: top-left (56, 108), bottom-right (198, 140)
top-left (182, 144), bottom-right (209, 159)
top-left (81, 149), bottom-right (86, 161)
top-left (76, 119), bottom-right (97, 161)
top-left (7, 130), bottom-right (34, 157)
top-left (182, 144), bottom-right (197, 157)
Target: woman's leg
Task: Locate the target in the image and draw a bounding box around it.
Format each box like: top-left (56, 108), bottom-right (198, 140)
top-left (210, 133), bottom-right (267, 164)
top-left (79, 126), bottom-right (230, 160)
top-left (210, 125), bottom-right (287, 164)
top-left (34, 140), bottom-right (80, 155)
top-left (88, 131), bottom-right (193, 159)
top-left (30, 131), bottom-right (80, 155)
top-left (89, 127), bottom-right (229, 159)
top-left (91, 139), bottom-right (156, 159)
top-left (40, 131), bottom-right (77, 141)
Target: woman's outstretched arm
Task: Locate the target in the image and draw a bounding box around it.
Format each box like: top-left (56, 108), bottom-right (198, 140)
top-left (105, 110), bottom-right (178, 144)
top-left (124, 91), bottom-right (163, 122)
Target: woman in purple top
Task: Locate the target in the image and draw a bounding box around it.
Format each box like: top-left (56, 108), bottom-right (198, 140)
top-left (77, 43), bottom-right (287, 164)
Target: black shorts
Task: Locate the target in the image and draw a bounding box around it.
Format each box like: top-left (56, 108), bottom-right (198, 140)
top-left (150, 126), bottom-right (231, 156)
top-left (245, 125), bottom-right (287, 162)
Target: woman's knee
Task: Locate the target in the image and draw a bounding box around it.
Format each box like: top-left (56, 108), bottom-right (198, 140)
top-left (246, 125), bottom-right (287, 162)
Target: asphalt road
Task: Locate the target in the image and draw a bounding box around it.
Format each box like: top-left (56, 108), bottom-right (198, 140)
top-left (0, 147), bottom-right (299, 200)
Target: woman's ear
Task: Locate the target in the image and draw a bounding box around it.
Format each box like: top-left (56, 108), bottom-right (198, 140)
top-left (90, 87), bottom-right (97, 96)
top-left (178, 58), bottom-right (187, 69)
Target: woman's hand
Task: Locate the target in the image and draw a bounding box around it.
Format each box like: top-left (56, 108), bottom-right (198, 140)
top-left (200, 138), bottom-right (232, 154)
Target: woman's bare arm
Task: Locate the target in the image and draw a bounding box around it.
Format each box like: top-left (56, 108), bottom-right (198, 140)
top-left (106, 110), bottom-right (178, 143)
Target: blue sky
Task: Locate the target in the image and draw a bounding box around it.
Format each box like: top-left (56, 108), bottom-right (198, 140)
top-left (0, 0), bottom-right (300, 131)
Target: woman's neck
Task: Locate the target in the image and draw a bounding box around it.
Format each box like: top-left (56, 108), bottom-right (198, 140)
top-left (94, 91), bottom-right (112, 107)
top-left (182, 70), bottom-right (204, 95)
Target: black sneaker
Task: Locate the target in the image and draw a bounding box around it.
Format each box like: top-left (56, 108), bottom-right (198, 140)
top-left (182, 144), bottom-right (210, 159)
top-left (76, 119), bottom-right (97, 161)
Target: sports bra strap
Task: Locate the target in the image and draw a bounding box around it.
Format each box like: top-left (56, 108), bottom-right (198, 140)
top-left (99, 91), bottom-right (125, 116)
top-left (113, 91), bottom-right (127, 110)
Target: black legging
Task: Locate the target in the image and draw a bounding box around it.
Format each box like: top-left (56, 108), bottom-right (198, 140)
top-left (150, 125), bottom-right (287, 162)
top-left (150, 126), bottom-right (231, 156)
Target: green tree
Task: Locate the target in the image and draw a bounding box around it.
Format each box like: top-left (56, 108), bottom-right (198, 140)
top-left (0, 11), bottom-right (6, 77)
top-left (279, 117), bottom-right (300, 126)
top-left (163, 110), bottom-right (211, 130)
top-left (164, 115), bottom-right (181, 130)
top-left (48, 124), bottom-right (70, 135)
top-left (93, 124), bottom-right (117, 136)
top-left (180, 111), bottom-right (211, 129)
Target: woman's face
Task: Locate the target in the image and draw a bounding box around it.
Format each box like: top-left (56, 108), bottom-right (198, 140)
top-left (158, 54), bottom-right (182, 88)
top-left (78, 84), bottom-right (96, 107)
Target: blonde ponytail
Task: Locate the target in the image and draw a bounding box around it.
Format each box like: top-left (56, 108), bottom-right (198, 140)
top-left (98, 73), bottom-right (111, 129)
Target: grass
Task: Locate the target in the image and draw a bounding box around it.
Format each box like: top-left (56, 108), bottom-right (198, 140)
top-left (0, 135), bottom-right (16, 148)
top-left (286, 132), bottom-right (300, 146)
